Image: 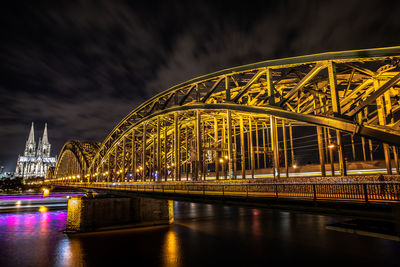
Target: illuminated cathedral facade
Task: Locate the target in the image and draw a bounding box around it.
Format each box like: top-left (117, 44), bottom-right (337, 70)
top-left (15, 123), bottom-right (57, 179)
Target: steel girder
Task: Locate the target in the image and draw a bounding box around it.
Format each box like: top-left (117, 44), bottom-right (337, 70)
top-left (55, 140), bottom-right (100, 179)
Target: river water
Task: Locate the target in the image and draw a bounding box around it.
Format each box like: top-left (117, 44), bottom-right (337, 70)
top-left (0, 201), bottom-right (399, 267)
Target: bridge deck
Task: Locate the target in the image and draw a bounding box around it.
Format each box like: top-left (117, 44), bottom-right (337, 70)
top-left (52, 181), bottom-right (400, 204)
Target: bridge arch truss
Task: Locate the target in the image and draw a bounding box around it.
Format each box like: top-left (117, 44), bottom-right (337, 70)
top-left (53, 47), bottom-right (400, 182)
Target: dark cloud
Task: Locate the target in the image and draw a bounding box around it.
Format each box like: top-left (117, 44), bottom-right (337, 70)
top-left (1, 0), bottom-right (400, 171)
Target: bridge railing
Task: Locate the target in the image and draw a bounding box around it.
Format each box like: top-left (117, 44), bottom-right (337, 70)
top-left (53, 181), bottom-right (400, 203)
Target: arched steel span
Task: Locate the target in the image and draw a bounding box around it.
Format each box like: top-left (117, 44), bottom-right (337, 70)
top-left (53, 140), bottom-right (100, 180)
top-left (53, 47), bottom-right (400, 182)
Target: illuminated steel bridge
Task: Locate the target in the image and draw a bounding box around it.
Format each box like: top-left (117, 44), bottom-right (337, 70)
top-left (48, 47), bottom-right (400, 184)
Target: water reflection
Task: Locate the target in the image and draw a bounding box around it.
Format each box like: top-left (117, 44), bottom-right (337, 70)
top-left (56, 238), bottom-right (85, 267)
top-left (0, 202), bottom-right (399, 267)
top-left (251, 208), bottom-right (261, 238)
top-left (163, 228), bottom-right (181, 267)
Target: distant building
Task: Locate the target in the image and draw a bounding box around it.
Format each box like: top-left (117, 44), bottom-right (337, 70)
top-left (0, 172), bottom-right (14, 179)
top-left (15, 123), bottom-right (57, 179)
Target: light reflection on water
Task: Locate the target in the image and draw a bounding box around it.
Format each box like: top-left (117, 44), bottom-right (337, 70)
top-left (0, 202), bottom-right (399, 267)
top-left (163, 229), bottom-right (181, 267)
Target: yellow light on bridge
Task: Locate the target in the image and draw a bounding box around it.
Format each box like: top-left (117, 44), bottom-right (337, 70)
top-left (39, 206), bottom-right (48, 213)
top-left (224, 155), bottom-right (228, 160)
top-left (219, 158), bottom-right (224, 163)
top-left (328, 144), bottom-right (336, 149)
top-left (43, 188), bottom-right (50, 197)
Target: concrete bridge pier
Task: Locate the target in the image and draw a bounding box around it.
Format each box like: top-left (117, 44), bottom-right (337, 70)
top-left (65, 194), bottom-right (173, 233)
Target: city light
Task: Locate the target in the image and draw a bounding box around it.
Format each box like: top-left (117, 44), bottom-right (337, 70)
top-left (38, 206), bottom-right (48, 213)
top-left (43, 188), bottom-right (50, 197)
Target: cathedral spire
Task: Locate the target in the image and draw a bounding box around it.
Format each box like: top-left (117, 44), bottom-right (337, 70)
top-left (42, 123), bottom-right (49, 144)
top-left (41, 123), bottom-right (51, 158)
top-left (27, 122), bottom-right (35, 144)
top-left (24, 122), bottom-right (36, 157)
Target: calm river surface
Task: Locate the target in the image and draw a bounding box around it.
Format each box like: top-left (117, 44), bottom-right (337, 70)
top-left (0, 201), bottom-right (399, 267)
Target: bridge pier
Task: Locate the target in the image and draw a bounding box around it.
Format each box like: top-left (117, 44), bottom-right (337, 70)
top-left (66, 194), bottom-right (173, 233)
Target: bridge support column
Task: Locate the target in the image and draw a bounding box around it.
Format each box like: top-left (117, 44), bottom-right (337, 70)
top-left (289, 123), bottom-right (294, 167)
top-left (336, 131), bottom-right (347, 176)
top-left (375, 79), bottom-right (392, 174)
top-left (195, 110), bottom-right (203, 181)
top-left (328, 61), bottom-right (346, 176)
top-left (317, 126), bottom-right (326, 176)
top-left (394, 146), bottom-right (400, 174)
top-left (262, 123), bottom-right (267, 168)
top-left (113, 147), bottom-right (117, 182)
top-left (122, 137), bottom-right (126, 181)
top-left (351, 137), bottom-right (356, 161)
top-left (174, 112), bottom-right (180, 181)
top-left (142, 123), bottom-right (147, 181)
top-left (282, 120), bottom-right (288, 178)
top-left (249, 117), bottom-right (255, 179)
top-left (66, 195), bottom-right (173, 233)
top-left (214, 117), bottom-right (219, 180)
top-left (233, 123), bottom-right (237, 179)
top-left (361, 137), bottom-right (367, 161)
top-left (157, 117), bottom-right (161, 180)
top-left (255, 120), bottom-right (260, 170)
top-left (227, 110), bottom-right (234, 179)
top-left (132, 130), bottom-right (137, 181)
top-left (240, 117), bottom-right (246, 179)
top-left (369, 139), bottom-right (374, 161)
top-left (270, 115), bottom-right (280, 179)
top-left (164, 121), bottom-right (168, 181)
top-left (327, 129), bottom-right (334, 176)
top-left (185, 126), bottom-right (189, 180)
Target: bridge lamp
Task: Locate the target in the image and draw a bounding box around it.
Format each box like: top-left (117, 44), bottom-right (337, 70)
top-left (77, 175), bottom-right (80, 178)
top-left (224, 155), bottom-right (228, 160)
top-left (219, 158), bottom-right (224, 163)
top-left (136, 168), bottom-right (140, 173)
top-left (293, 164), bottom-right (297, 169)
top-left (43, 188), bottom-right (50, 197)
top-left (139, 166), bottom-right (143, 170)
top-left (328, 144), bottom-right (336, 149)
top-left (116, 171), bottom-right (120, 175)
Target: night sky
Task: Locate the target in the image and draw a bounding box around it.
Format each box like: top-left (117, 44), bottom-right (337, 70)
top-left (1, 0), bottom-right (400, 171)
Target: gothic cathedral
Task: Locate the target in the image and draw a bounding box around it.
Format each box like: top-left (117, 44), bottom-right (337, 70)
top-left (15, 123), bottom-right (57, 179)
